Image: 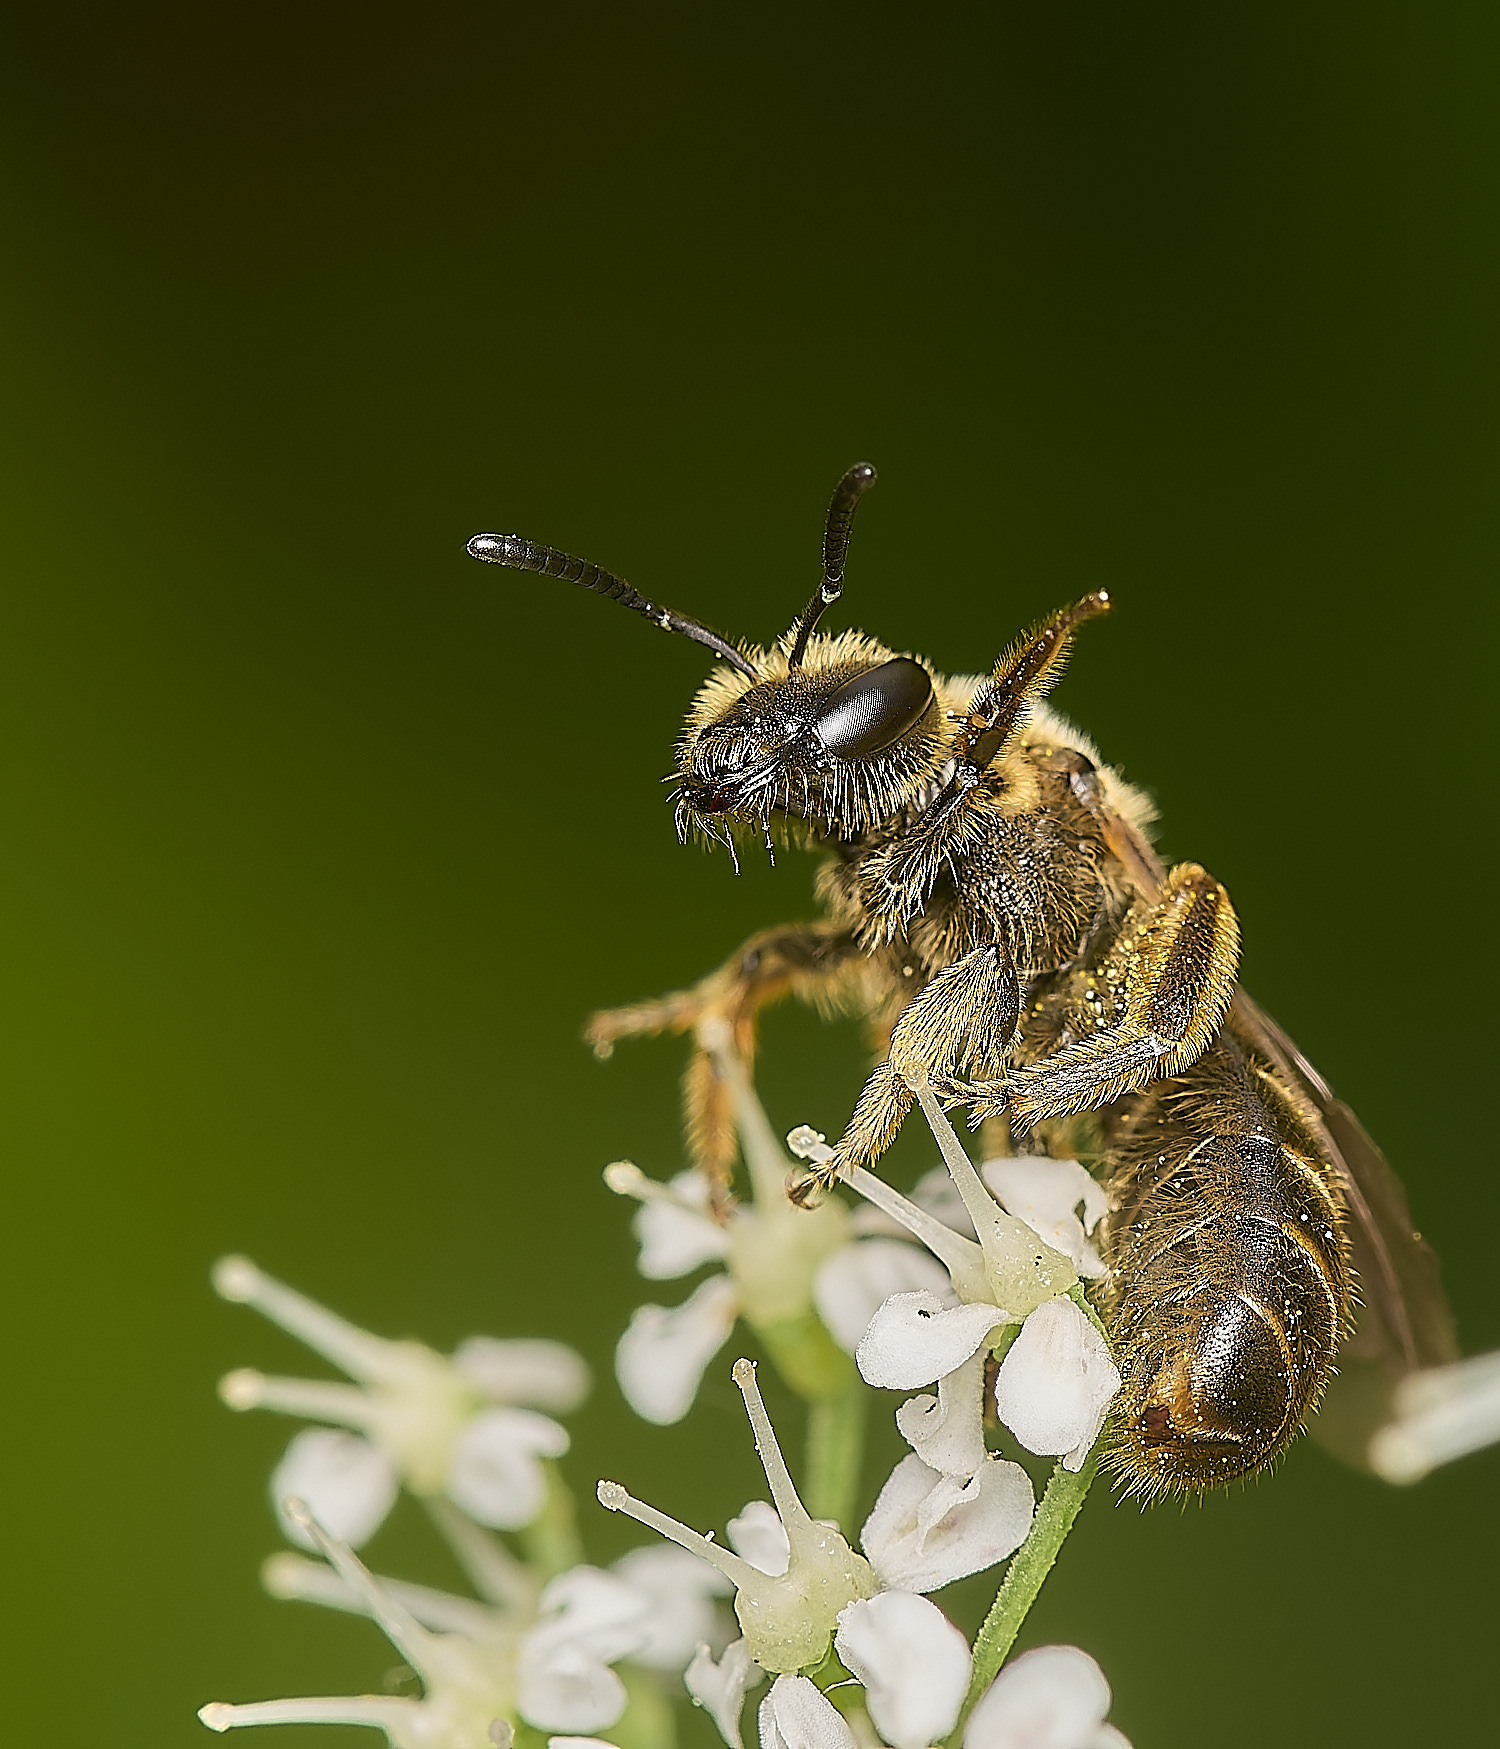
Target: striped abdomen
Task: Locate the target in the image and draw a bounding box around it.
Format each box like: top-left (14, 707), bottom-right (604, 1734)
top-left (1099, 1028), bottom-right (1353, 1495)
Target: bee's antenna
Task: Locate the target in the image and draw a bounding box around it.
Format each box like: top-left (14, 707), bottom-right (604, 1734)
top-left (786, 463), bottom-right (877, 668)
top-left (466, 531), bottom-right (757, 680)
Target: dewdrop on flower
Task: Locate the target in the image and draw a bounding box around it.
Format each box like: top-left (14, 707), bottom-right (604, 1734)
top-left (598, 1358), bottom-right (878, 1672)
top-left (213, 1256), bottom-right (588, 1540)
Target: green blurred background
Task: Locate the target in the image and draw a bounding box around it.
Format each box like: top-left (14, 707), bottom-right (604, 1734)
top-left (1, 4), bottom-right (1495, 1744)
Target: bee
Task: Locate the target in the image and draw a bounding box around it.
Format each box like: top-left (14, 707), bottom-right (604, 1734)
top-left (467, 464), bottom-right (1454, 1494)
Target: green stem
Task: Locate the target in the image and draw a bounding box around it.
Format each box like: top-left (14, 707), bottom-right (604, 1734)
top-left (803, 1376), bottom-right (868, 1531)
top-left (1067, 1279), bottom-right (1111, 1341)
top-left (950, 1445), bottom-right (1100, 1741)
top-left (518, 1460), bottom-right (583, 1579)
top-left (950, 1291), bottom-right (1112, 1742)
top-left (610, 1666), bottom-right (678, 1749)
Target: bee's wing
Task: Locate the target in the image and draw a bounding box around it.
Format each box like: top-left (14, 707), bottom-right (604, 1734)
top-left (1234, 992), bottom-right (1458, 1471)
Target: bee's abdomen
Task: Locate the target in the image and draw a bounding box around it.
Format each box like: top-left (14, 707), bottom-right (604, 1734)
top-left (1100, 1048), bottom-right (1352, 1495)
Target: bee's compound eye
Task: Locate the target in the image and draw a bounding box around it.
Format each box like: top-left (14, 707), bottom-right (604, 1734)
top-left (813, 658), bottom-right (934, 758)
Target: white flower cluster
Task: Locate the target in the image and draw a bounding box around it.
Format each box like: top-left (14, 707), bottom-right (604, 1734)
top-left (606, 1031), bottom-right (949, 1426)
top-left (213, 1255), bottom-right (590, 1544)
top-left (198, 1050), bottom-right (1134, 1749)
top-left (201, 1261), bottom-right (731, 1745)
top-left (599, 1356), bottom-right (1127, 1749)
top-left (612, 1047), bottom-right (1121, 1588)
top-left (789, 1077), bottom-right (1121, 1556)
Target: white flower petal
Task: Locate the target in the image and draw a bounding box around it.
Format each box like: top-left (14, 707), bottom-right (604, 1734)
top-left (529, 1566), bottom-right (653, 1664)
top-left (447, 1406), bottom-right (570, 1527)
top-left (518, 1645), bottom-right (628, 1736)
top-left (615, 1274), bottom-right (739, 1425)
top-left (862, 1453), bottom-right (1033, 1593)
top-left (519, 1568), bottom-right (651, 1732)
top-left (993, 1298), bottom-right (1120, 1469)
top-left (857, 1291), bottom-right (1010, 1390)
top-left (613, 1544), bottom-right (732, 1670)
top-left (894, 1347), bottom-right (989, 1478)
top-left (963, 1645), bottom-right (1114, 1749)
top-left (547, 1739), bottom-right (620, 1748)
top-left (982, 1159), bottom-right (1110, 1279)
top-left (453, 1336), bottom-right (592, 1412)
top-left (726, 1499), bottom-right (791, 1577)
top-left (686, 1638), bottom-right (764, 1749)
top-left (814, 1240), bottom-right (955, 1354)
top-left (835, 1593), bottom-right (971, 1749)
top-left (758, 1675), bottom-right (857, 1749)
top-left (633, 1174), bottom-right (732, 1279)
top-left (271, 1428), bottom-right (399, 1550)
top-left (1368, 1348), bottom-right (1500, 1484)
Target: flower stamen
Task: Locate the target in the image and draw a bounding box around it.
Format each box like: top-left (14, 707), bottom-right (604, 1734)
top-left (284, 1498), bottom-right (440, 1674)
top-left (213, 1256), bottom-right (394, 1382)
top-left (219, 1369), bottom-right (373, 1425)
top-left (596, 1481), bottom-right (761, 1591)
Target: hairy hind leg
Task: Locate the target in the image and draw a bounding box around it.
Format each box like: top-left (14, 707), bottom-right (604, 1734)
top-left (586, 921), bottom-right (865, 1194)
top-left (961, 863), bottom-right (1240, 1132)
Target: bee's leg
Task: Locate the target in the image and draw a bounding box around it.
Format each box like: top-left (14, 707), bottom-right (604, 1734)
top-left (683, 925), bottom-right (869, 1197)
top-left (585, 921), bottom-right (863, 1056)
top-left (586, 922), bottom-right (864, 1193)
top-left (796, 944), bottom-right (1019, 1199)
top-left (1000, 862), bottom-right (1239, 1130)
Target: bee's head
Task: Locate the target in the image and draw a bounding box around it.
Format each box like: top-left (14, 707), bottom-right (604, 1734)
top-left (469, 464), bottom-right (952, 855)
top-left (674, 633), bottom-right (943, 847)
